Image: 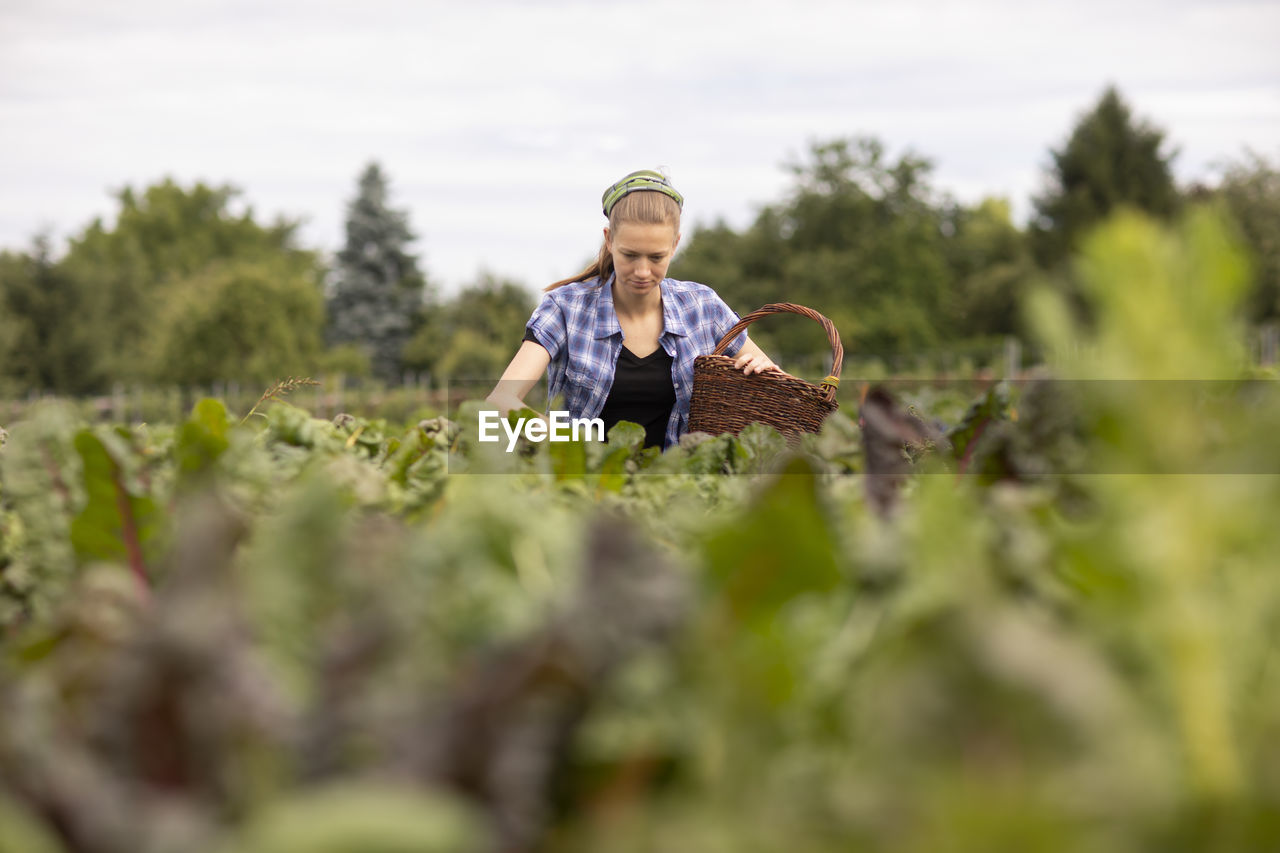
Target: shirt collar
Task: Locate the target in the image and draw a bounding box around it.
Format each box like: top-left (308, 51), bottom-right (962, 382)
top-left (661, 282), bottom-right (690, 338)
top-left (595, 274), bottom-right (690, 339)
top-left (594, 274), bottom-right (622, 339)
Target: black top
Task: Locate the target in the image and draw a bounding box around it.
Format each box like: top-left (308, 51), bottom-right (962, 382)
top-left (523, 328), bottom-right (675, 449)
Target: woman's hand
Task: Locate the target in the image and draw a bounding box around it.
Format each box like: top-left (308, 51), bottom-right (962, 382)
top-left (733, 337), bottom-right (781, 376)
top-left (733, 351), bottom-right (780, 375)
top-left (487, 340), bottom-right (551, 414)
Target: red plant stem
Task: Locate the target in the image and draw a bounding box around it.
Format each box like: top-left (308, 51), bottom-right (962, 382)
top-left (956, 417), bottom-right (989, 476)
top-left (111, 466), bottom-right (151, 602)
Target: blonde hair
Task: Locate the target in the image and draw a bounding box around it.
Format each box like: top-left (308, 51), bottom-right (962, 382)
top-left (546, 190), bottom-right (682, 291)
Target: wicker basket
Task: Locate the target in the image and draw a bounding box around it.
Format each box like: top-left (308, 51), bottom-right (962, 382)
top-left (687, 302), bottom-right (844, 440)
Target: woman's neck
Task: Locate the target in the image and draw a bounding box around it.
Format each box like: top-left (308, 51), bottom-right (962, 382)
top-left (611, 279), bottom-right (663, 321)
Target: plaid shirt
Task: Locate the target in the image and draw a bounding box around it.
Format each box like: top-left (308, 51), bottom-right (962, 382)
top-left (525, 274), bottom-right (747, 448)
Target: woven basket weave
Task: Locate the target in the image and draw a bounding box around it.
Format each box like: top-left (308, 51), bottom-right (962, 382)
top-left (687, 302), bottom-right (844, 440)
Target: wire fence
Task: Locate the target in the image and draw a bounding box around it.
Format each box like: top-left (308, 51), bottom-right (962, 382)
top-left (3, 327), bottom-right (1276, 428)
top-left (0, 373), bottom-right (448, 428)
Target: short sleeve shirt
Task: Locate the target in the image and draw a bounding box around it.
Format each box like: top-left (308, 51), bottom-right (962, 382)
top-left (524, 274), bottom-right (747, 448)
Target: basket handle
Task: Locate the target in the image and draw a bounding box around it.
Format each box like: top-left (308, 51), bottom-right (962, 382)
top-left (711, 302), bottom-right (845, 404)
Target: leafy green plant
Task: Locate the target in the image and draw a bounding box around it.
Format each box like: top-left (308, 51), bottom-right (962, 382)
top-left (2, 210), bottom-right (1280, 852)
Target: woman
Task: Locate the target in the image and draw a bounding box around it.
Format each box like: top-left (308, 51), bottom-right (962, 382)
top-left (486, 169), bottom-right (778, 449)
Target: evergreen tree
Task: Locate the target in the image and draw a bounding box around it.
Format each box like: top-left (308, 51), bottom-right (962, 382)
top-left (326, 163), bottom-right (428, 381)
top-left (1031, 86), bottom-right (1180, 268)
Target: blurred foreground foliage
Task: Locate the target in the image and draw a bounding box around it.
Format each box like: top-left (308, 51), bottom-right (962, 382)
top-left (3, 210), bottom-right (1280, 852)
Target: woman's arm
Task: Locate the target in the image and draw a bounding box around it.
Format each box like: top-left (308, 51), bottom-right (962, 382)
top-left (485, 340), bottom-right (552, 415)
top-left (733, 336), bottom-right (781, 376)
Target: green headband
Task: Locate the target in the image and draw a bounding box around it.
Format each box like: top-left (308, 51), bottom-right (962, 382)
top-left (601, 170), bottom-right (684, 217)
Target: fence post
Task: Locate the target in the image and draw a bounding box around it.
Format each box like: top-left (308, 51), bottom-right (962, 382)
top-left (1003, 336), bottom-right (1022, 379)
top-left (1261, 323), bottom-right (1279, 367)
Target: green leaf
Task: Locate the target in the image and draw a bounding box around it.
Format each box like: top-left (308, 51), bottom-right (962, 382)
top-left (175, 397), bottom-right (230, 483)
top-left (702, 455), bottom-right (843, 624)
top-left (948, 381), bottom-right (1011, 466)
top-left (669, 432), bottom-right (748, 476)
top-left (0, 795), bottom-right (64, 853)
top-left (225, 784), bottom-right (484, 853)
top-left (736, 422), bottom-right (789, 472)
top-left (68, 429), bottom-right (161, 591)
top-left (548, 433), bottom-right (588, 481)
top-left (593, 446), bottom-right (630, 495)
top-left (605, 420), bottom-right (646, 452)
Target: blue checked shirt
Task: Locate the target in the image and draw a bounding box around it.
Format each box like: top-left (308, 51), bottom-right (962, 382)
top-left (524, 274), bottom-right (747, 448)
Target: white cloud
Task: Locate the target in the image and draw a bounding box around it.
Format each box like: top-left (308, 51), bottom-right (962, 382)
top-left (1, 0), bottom-right (1277, 291)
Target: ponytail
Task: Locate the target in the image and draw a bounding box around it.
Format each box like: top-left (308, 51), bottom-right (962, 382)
top-left (546, 242), bottom-right (613, 291)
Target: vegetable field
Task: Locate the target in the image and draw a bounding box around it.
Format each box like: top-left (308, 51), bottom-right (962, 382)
top-left (2, 212), bottom-right (1279, 853)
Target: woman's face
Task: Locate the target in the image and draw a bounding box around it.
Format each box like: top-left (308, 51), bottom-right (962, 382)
top-left (605, 221), bottom-right (680, 298)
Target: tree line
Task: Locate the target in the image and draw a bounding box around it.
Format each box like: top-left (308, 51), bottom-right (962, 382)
top-left (672, 88), bottom-right (1278, 370)
top-left (1, 85), bottom-right (1277, 397)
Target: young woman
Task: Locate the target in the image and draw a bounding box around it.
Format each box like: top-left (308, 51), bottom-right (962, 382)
top-left (486, 169), bottom-right (778, 449)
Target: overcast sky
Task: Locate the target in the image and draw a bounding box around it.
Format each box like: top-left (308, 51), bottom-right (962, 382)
top-left (2, 0), bottom-right (1278, 294)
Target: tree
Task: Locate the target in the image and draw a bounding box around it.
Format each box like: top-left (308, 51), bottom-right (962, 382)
top-left (58, 178), bottom-right (319, 386)
top-left (945, 198), bottom-right (1037, 340)
top-left (0, 280), bottom-right (19, 395)
top-left (0, 234), bottom-right (108, 394)
top-left (403, 272), bottom-right (534, 379)
top-left (152, 258), bottom-right (326, 387)
top-left (1031, 86), bottom-right (1180, 268)
top-left (326, 163), bottom-right (428, 381)
top-left (1211, 150), bottom-right (1280, 324)
top-left (674, 137), bottom-right (955, 364)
